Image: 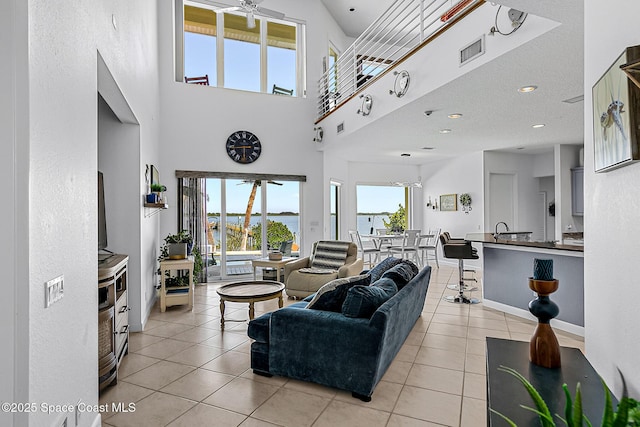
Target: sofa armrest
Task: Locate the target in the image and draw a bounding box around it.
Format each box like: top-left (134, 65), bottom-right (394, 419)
top-left (284, 257), bottom-right (311, 282)
top-left (337, 258), bottom-right (364, 278)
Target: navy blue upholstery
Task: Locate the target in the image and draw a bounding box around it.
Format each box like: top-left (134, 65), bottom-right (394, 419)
top-left (248, 265), bottom-right (431, 399)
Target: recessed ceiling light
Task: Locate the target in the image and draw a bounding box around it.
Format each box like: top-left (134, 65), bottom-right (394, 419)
top-left (532, 124), bottom-right (546, 128)
top-left (400, 153), bottom-right (411, 157)
top-left (439, 129), bottom-right (452, 134)
top-left (349, 7), bottom-right (356, 12)
top-left (447, 113), bottom-right (463, 119)
top-left (421, 146), bottom-right (435, 150)
top-left (518, 85), bottom-right (538, 93)
top-left (516, 147), bottom-right (525, 150)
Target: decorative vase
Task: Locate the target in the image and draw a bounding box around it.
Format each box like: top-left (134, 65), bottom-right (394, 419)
top-left (146, 193), bottom-right (158, 204)
top-left (528, 278), bottom-right (561, 368)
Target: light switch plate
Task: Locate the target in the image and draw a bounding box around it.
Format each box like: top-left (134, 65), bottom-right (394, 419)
top-left (45, 275), bottom-right (64, 308)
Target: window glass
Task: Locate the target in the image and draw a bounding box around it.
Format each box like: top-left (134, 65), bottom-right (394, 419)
top-left (328, 45), bottom-right (338, 94)
top-left (356, 185), bottom-right (408, 234)
top-left (267, 21), bottom-right (296, 95)
top-left (330, 182), bottom-right (340, 240)
top-left (181, 2), bottom-right (304, 96)
top-left (184, 5), bottom-right (217, 84)
top-left (224, 13), bottom-right (261, 92)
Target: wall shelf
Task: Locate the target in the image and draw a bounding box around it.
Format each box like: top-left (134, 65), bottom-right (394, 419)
top-left (144, 202), bottom-right (168, 209)
top-left (143, 202), bottom-right (168, 218)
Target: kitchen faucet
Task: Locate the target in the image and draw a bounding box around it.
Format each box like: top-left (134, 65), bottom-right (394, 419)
top-left (494, 221), bottom-right (509, 235)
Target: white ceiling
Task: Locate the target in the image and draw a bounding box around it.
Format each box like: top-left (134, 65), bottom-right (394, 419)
top-left (319, 0), bottom-right (585, 164)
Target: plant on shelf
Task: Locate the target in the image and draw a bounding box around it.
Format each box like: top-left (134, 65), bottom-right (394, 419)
top-left (491, 366), bottom-right (640, 427)
top-left (157, 230), bottom-right (203, 286)
top-left (160, 230), bottom-right (193, 260)
top-left (150, 183), bottom-right (165, 193)
top-left (149, 183), bottom-right (166, 204)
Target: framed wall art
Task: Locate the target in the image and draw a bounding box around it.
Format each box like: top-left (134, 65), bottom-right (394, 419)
top-left (439, 194), bottom-right (457, 211)
top-left (592, 45), bottom-right (640, 172)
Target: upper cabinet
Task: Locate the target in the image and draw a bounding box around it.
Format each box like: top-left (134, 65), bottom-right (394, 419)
top-left (571, 167), bottom-right (584, 216)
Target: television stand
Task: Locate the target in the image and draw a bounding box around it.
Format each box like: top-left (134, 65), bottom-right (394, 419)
top-left (98, 254), bottom-right (129, 392)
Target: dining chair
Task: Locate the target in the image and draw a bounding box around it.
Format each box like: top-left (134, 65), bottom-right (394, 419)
top-left (387, 230), bottom-right (422, 266)
top-left (419, 228), bottom-right (441, 268)
top-left (374, 228), bottom-right (393, 252)
top-left (348, 230), bottom-right (381, 268)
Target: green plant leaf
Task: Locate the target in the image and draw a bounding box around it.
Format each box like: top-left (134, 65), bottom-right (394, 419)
top-left (563, 384), bottom-right (574, 427)
top-left (498, 366), bottom-right (555, 427)
top-left (573, 383), bottom-right (583, 427)
top-left (489, 408), bottom-right (518, 427)
top-left (602, 378), bottom-right (614, 427)
top-left (611, 368), bottom-right (630, 427)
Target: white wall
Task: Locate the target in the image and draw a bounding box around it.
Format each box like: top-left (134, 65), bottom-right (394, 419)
top-left (422, 152), bottom-right (484, 268)
top-left (17, 0), bottom-right (161, 425)
top-left (0, 1), bottom-right (24, 424)
top-left (157, 0), bottom-right (348, 256)
top-left (584, 0), bottom-right (640, 397)
top-left (484, 151), bottom-right (539, 234)
top-left (532, 151), bottom-right (554, 178)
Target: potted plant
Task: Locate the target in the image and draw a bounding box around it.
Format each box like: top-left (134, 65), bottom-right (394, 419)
top-left (491, 366), bottom-right (640, 426)
top-left (161, 230), bottom-right (193, 260)
top-left (157, 230), bottom-right (204, 288)
top-left (149, 183), bottom-right (166, 203)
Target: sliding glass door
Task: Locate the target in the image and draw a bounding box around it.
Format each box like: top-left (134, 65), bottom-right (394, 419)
top-left (179, 173), bottom-right (303, 282)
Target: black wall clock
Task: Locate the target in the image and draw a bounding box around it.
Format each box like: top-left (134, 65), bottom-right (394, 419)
top-left (226, 130), bottom-right (262, 164)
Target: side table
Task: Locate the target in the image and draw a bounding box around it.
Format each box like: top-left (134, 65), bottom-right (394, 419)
top-left (251, 257), bottom-right (295, 282)
top-left (159, 257), bottom-right (194, 312)
top-left (486, 337), bottom-right (612, 426)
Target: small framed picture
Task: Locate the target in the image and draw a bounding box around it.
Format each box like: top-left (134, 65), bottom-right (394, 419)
top-left (440, 194), bottom-right (457, 211)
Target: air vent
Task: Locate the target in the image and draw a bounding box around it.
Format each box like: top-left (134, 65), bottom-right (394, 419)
top-left (562, 95), bottom-right (584, 104)
top-left (337, 122), bottom-right (345, 134)
top-left (460, 36), bottom-right (485, 66)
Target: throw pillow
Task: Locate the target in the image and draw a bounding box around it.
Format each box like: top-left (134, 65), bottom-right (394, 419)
top-left (367, 257), bottom-right (404, 282)
top-left (306, 274), bottom-right (371, 312)
top-left (381, 260), bottom-right (419, 289)
top-left (372, 277), bottom-right (399, 298)
top-left (341, 280), bottom-right (396, 318)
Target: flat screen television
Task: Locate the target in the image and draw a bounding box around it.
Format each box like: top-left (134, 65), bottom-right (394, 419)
top-left (98, 171), bottom-right (108, 251)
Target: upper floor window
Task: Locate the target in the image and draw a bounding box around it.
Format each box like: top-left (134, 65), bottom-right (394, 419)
top-left (181, 2), bottom-right (305, 97)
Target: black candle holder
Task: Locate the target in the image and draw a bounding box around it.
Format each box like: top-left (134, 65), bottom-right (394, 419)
top-left (528, 278), bottom-right (561, 368)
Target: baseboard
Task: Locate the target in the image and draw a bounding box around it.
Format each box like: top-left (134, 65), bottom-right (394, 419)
top-left (482, 299), bottom-right (585, 337)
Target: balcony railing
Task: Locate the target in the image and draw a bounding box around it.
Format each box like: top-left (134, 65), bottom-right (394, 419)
top-left (316, 0), bottom-right (484, 121)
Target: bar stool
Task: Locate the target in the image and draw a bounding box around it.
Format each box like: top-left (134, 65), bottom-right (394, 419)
top-left (440, 233), bottom-right (480, 304)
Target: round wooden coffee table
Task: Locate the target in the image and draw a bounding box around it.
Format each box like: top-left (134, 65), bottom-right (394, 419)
top-left (216, 280), bottom-right (285, 329)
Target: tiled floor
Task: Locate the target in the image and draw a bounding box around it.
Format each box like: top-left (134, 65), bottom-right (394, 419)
top-left (100, 264), bottom-right (584, 427)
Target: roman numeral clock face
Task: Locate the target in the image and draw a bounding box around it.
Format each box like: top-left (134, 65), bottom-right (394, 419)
top-left (226, 131), bottom-right (262, 164)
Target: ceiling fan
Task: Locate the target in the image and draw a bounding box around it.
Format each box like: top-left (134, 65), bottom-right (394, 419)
top-left (217, 0), bottom-right (285, 29)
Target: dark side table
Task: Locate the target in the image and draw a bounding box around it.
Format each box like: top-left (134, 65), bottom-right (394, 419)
top-left (486, 338), bottom-right (614, 426)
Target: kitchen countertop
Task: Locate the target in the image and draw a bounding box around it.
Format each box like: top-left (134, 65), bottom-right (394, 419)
top-left (465, 233), bottom-right (584, 252)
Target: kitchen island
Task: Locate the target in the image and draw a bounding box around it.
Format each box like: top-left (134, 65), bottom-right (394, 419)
top-left (465, 233), bottom-right (584, 335)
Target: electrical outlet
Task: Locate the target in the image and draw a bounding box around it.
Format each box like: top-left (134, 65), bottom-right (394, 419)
top-left (45, 275), bottom-right (64, 308)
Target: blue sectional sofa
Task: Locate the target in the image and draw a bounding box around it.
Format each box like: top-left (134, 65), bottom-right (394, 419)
top-left (247, 261), bottom-right (432, 401)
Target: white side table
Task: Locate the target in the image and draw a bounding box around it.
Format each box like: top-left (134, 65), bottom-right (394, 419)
top-left (159, 256), bottom-right (194, 312)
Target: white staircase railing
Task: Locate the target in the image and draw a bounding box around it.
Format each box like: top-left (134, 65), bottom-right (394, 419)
top-left (316, 0), bottom-right (484, 121)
